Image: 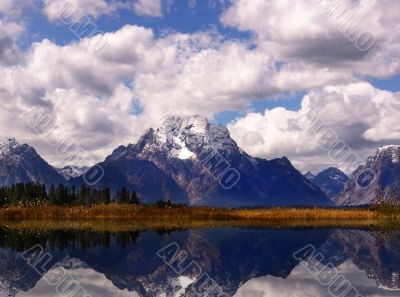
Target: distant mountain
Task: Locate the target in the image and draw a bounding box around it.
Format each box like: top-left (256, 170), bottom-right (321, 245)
top-left (335, 145), bottom-right (400, 206)
top-left (72, 115), bottom-right (329, 206)
top-left (57, 165), bottom-right (89, 180)
top-left (309, 167), bottom-right (349, 200)
top-left (0, 138), bottom-right (64, 187)
top-left (304, 171), bottom-right (316, 181)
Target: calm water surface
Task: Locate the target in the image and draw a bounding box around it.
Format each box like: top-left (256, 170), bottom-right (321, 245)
top-left (0, 226), bottom-right (399, 297)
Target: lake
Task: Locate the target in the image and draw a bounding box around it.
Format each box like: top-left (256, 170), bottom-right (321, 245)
top-left (0, 224), bottom-right (399, 297)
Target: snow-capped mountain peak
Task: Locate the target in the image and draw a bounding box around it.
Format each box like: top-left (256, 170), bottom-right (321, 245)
top-left (159, 115), bottom-right (209, 140)
top-left (336, 145), bottom-right (400, 206)
top-left (57, 166), bottom-right (89, 180)
top-left (0, 138), bottom-right (37, 163)
top-left (153, 115), bottom-right (208, 160)
top-left (0, 138), bottom-right (24, 156)
top-left (0, 138), bottom-right (64, 187)
top-left (375, 145), bottom-right (400, 164)
top-left (93, 114), bottom-right (329, 206)
top-left (0, 137), bottom-right (19, 147)
top-left (378, 144), bottom-right (400, 151)
top-left (137, 115), bottom-right (239, 161)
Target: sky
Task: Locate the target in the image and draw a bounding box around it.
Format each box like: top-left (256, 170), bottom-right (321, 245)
top-left (16, 259), bottom-right (400, 297)
top-left (0, 0), bottom-right (400, 173)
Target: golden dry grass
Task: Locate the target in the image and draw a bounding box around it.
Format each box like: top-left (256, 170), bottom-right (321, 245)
top-left (0, 204), bottom-right (380, 231)
top-left (0, 204), bottom-right (377, 220)
top-left (0, 217), bottom-right (380, 232)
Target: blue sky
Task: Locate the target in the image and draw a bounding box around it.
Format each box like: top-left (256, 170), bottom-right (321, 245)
top-left (17, 0), bottom-right (260, 125)
top-left (368, 75), bottom-right (400, 93)
top-left (11, 0), bottom-right (400, 122)
top-left (17, 0), bottom-right (400, 126)
top-left (22, 1), bottom-right (250, 48)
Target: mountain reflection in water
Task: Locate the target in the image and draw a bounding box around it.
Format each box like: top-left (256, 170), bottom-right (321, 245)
top-left (0, 227), bottom-right (399, 297)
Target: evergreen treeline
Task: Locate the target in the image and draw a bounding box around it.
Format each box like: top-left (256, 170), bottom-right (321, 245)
top-left (0, 228), bottom-right (141, 251)
top-left (0, 183), bottom-right (140, 207)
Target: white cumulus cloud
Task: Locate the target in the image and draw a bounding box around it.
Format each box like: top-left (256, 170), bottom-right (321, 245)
top-left (221, 0), bottom-right (400, 78)
top-left (133, 0), bottom-right (163, 17)
top-left (228, 82), bottom-right (400, 173)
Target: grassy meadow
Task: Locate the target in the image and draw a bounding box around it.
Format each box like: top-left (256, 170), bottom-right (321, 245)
top-left (0, 203), bottom-right (377, 220)
top-left (2, 183), bottom-right (399, 230)
top-left (0, 203), bottom-right (386, 230)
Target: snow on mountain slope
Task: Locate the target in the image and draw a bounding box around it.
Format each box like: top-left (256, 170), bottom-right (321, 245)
top-left (310, 167), bottom-right (349, 200)
top-left (135, 115), bottom-right (241, 162)
top-left (375, 145), bottom-right (400, 164)
top-left (57, 165), bottom-right (89, 180)
top-left (0, 138), bottom-right (64, 187)
top-left (335, 145), bottom-right (400, 206)
top-left (73, 115), bottom-right (329, 207)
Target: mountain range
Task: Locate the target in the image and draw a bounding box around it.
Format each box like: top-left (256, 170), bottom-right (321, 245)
top-left (335, 145), bottom-right (400, 206)
top-left (70, 115), bottom-right (327, 206)
top-left (1, 115), bottom-right (400, 206)
top-left (305, 167), bottom-right (349, 200)
top-left (56, 165), bottom-right (89, 180)
top-left (0, 138), bottom-right (63, 188)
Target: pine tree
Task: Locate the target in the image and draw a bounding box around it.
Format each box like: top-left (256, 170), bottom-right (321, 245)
top-left (116, 187), bottom-right (130, 204)
top-left (0, 187), bottom-right (6, 207)
top-left (56, 184), bottom-right (66, 205)
top-left (70, 186), bottom-right (77, 205)
top-left (0, 182), bottom-right (141, 208)
top-left (101, 187), bottom-right (111, 205)
top-left (15, 183), bottom-right (24, 204)
top-left (48, 184), bottom-right (57, 205)
top-left (80, 184), bottom-right (91, 206)
top-left (129, 190), bottom-right (140, 205)
top-left (41, 184), bottom-right (48, 202)
top-left (91, 189), bottom-right (99, 205)
top-left (8, 185), bottom-right (14, 205)
top-left (123, 187), bottom-right (130, 204)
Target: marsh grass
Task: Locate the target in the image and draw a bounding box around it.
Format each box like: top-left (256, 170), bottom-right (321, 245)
top-left (0, 204), bottom-right (377, 220)
top-left (0, 204), bottom-right (380, 231)
top-left (0, 218), bottom-right (380, 233)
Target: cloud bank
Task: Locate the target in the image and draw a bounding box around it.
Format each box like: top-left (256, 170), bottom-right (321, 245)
top-left (0, 0), bottom-right (399, 171)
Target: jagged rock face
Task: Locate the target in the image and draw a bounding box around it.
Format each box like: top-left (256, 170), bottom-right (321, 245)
top-left (331, 230), bottom-right (400, 291)
top-left (110, 115), bottom-right (246, 204)
top-left (335, 145), bottom-right (400, 206)
top-left (0, 138), bottom-right (64, 187)
top-left (74, 115), bottom-right (329, 206)
top-left (311, 167), bottom-right (349, 200)
top-left (57, 165), bottom-right (89, 180)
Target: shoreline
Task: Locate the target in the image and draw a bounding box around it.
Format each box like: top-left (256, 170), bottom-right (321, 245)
top-left (0, 204), bottom-right (390, 230)
top-left (0, 204), bottom-right (377, 220)
top-left (0, 218), bottom-right (379, 232)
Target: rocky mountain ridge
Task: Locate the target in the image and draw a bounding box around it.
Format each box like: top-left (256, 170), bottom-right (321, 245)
top-left (0, 138), bottom-right (64, 187)
top-left (72, 115), bottom-right (329, 206)
top-left (335, 145), bottom-right (400, 206)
